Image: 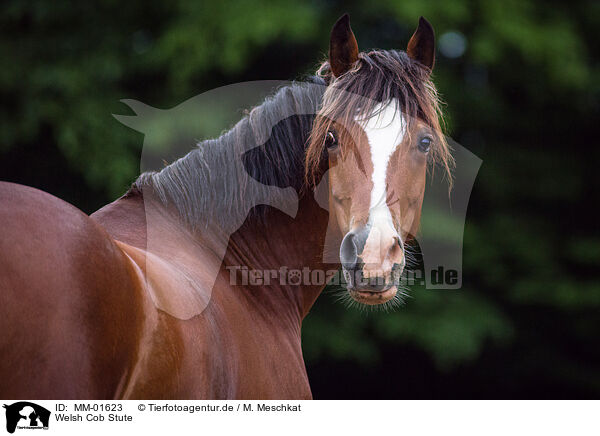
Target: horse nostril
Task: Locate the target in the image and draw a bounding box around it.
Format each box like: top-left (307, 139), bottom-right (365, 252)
top-left (386, 235), bottom-right (404, 264)
top-left (340, 232), bottom-right (358, 270)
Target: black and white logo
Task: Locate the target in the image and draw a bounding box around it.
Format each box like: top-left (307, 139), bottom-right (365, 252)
top-left (3, 402), bottom-right (50, 433)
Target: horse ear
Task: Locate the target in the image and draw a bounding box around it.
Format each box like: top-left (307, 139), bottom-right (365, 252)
top-left (329, 13), bottom-right (359, 77)
top-left (407, 16), bottom-right (435, 71)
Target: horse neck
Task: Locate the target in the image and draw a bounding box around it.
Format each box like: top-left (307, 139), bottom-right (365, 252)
top-left (224, 193), bottom-right (331, 319)
top-left (92, 177), bottom-right (334, 323)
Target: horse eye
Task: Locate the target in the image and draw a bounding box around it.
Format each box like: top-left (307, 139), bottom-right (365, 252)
top-left (418, 136), bottom-right (432, 153)
top-left (325, 131), bottom-right (338, 150)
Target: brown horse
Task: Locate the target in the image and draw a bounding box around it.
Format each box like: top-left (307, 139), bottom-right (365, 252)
top-left (0, 15), bottom-right (451, 399)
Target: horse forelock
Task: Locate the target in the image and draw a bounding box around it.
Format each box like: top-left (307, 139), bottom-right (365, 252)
top-left (305, 49), bottom-right (452, 188)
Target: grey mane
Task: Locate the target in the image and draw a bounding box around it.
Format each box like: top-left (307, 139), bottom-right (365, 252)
top-left (132, 79), bottom-right (326, 230)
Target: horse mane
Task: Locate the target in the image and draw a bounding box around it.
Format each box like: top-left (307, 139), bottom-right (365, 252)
top-left (306, 49), bottom-right (453, 187)
top-left (132, 49), bottom-right (452, 230)
top-left (131, 79), bottom-right (326, 230)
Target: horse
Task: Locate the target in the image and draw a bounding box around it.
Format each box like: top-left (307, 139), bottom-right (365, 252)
top-left (0, 14), bottom-right (451, 399)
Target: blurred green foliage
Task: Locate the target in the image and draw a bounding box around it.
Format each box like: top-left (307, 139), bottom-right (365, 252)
top-left (1, 0), bottom-right (598, 396)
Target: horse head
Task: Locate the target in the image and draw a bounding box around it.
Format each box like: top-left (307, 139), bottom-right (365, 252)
top-left (306, 15), bottom-right (452, 306)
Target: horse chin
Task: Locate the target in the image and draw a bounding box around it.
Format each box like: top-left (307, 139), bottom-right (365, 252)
top-left (348, 286), bottom-right (397, 305)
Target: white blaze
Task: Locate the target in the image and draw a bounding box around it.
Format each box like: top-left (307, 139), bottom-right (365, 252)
top-left (356, 99), bottom-right (405, 234)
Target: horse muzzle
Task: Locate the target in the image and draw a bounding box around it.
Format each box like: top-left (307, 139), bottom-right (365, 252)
top-left (340, 226), bottom-right (405, 304)
top-left (343, 262), bottom-right (403, 304)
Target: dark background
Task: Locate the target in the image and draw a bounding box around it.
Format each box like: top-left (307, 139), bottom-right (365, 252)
top-left (2, 0), bottom-right (599, 398)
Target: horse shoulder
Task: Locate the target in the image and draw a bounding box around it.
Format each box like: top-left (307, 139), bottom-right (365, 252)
top-left (0, 182), bottom-right (146, 399)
